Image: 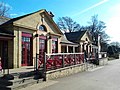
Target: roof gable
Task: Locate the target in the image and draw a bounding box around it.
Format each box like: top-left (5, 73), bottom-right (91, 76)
top-left (1, 9), bottom-right (63, 35)
top-left (65, 30), bottom-right (92, 43)
top-left (60, 35), bottom-right (78, 45)
top-left (65, 30), bottom-right (86, 43)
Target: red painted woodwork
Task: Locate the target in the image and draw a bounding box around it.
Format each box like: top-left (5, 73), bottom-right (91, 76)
top-left (22, 33), bottom-right (32, 37)
top-left (46, 53), bottom-right (84, 71)
top-left (38, 38), bottom-right (47, 68)
top-left (39, 36), bottom-right (47, 40)
top-left (46, 55), bottom-right (63, 70)
top-left (22, 32), bottom-right (32, 66)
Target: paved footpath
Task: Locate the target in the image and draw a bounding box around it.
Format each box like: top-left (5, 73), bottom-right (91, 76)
top-left (21, 59), bottom-right (120, 90)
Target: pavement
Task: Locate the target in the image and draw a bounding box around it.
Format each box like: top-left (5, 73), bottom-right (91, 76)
top-left (20, 58), bottom-right (120, 90)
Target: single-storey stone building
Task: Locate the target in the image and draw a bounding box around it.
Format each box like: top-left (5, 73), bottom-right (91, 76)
top-left (0, 9), bottom-right (63, 68)
top-left (0, 9), bottom-right (98, 69)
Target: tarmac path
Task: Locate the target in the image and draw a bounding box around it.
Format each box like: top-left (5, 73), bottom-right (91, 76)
top-left (21, 59), bottom-right (120, 90)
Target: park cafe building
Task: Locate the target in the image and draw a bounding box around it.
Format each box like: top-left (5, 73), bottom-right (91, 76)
top-left (0, 9), bottom-right (63, 69)
top-left (0, 9), bottom-right (95, 69)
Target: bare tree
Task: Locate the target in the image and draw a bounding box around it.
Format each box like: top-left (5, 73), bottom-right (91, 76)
top-left (57, 16), bottom-right (81, 33)
top-left (0, 2), bottom-right (10, 17)
top-left (87, 15), bottom-right (109, 42)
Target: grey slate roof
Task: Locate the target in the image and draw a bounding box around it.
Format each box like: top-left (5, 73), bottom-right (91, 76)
top-left (0, 16), bottom-right (14, 37)
top-left (0, 16), bottom-right (10, 25)
top-left (65, 30), bottom-right (86, 43)
top-left (60, 35), bottom-right (78, 46)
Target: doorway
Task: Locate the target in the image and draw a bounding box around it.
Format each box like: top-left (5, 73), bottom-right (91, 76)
top-left (0, 40), bottom-right (8, 69)
top-left (22, 33), bottom-right (32, 66)
top-left (39, 36), bottom-right (47, 67)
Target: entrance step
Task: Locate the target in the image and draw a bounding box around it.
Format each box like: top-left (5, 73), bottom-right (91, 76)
top-left (0, 70), bottom-right (44, 90)
top-left (0, 78), bottom-right (43, 90)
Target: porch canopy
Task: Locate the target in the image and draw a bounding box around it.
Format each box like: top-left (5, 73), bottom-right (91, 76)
top-left (0, 29), bottom-right (15, 40)
top-left (0, 16), bottom-right (14, 40)
top-left (60, 35), bottom-right (79, 53)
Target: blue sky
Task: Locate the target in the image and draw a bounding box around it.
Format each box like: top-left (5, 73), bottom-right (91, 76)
top-left (1, 0), bottom-right (120, 42)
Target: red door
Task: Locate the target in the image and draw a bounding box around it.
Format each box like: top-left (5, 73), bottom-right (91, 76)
top-left (22, 33), bottom-right (32, 66)
top-left (38, 36), bottom-right (47, 68)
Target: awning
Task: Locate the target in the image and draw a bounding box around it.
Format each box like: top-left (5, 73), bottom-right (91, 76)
top-left (0, 33), bottom-right (15, 40)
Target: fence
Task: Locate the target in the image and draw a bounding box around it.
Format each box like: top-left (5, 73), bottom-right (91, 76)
top-left (38, 53), bottom-right (84, 71)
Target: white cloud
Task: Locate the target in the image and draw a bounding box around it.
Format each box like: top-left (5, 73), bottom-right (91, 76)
top-left (10, 13), bottom-right (18, 16)
top-left (72, 0), bottom-right (109, 17)
top-left (10, 12), bottom-right (26, 18)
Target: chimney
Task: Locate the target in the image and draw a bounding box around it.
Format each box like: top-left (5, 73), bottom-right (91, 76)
top-left (48, 11), bottom-right (54, 18)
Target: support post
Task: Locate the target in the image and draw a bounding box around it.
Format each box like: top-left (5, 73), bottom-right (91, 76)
top-left (36, 54), bottom-right (39, 71)
top-left (62, 55), bottom-right (64, 68)
top-left (74, 54), bottom-right (76, 65)
top-left (43, 52), bottom-right (46, 81)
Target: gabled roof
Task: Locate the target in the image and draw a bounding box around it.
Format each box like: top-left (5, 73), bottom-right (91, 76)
top-left (0, 9), bottom-right (63, 35)
top-left (65, 30), bottom-right (86, 43)
top-left (0, 10), bottom-right (43, 26)
top-left (60, 35), bottom-right (79, 46)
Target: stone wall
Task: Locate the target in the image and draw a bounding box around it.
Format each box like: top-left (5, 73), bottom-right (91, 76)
top-left (99, 58), bottom-right (108, 66)
top-left (46, 64), bottom-right (86, 80)
top-left (98, 52), bottom-right (108, 66)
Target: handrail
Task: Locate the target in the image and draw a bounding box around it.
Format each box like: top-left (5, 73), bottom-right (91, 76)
top-left (46, 52), bottom-right (84, 56)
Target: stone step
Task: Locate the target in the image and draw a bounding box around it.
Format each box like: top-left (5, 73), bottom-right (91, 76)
top-left (0, 74), bottom-right (43, 86)
top-left (0, 69), bottom-right (44, 90)
top-left (0, 79), bottom-right (43, 90)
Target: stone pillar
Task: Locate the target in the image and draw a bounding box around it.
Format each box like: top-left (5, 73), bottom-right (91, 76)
top-left (66, 46), bottom-right (68, 53)
top-left (84, 44), bottom-right (86, 51)
top-left (73, 46), bottom-right (75, 53)
top-left (80, 43), bottom-right (83, 53)
top-left (13, 30), bottom-right (19, 68)
top-left (18, 30), bottom-right (22, 68)
top-left (90, 44), bottom-right (92, 52)
top-left (87, 44), bottom-right (90, 53)
top-left (36, 36), bottom-right (39, 54)
top-left (58, 38), bottom-right (61, 53)
top-left (98, 35), bottom-right (101, 53)
top-left (47, 38), bottom-right (52, 54)
top-left (33, 32), bottom-right (37, 66)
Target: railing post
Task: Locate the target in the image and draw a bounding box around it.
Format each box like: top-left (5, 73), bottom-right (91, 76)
top-left (74, 54), bottom-right (76, 65)
top-left (62, 55), bottom-right (64, 68)
top-left (43, 52), bottom-right (46, 81)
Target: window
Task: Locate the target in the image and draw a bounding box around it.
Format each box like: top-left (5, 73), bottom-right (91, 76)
top-left (52, 38), bottom-right (58, 53)
top-left (39, 25), bottom-right (47, 31)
